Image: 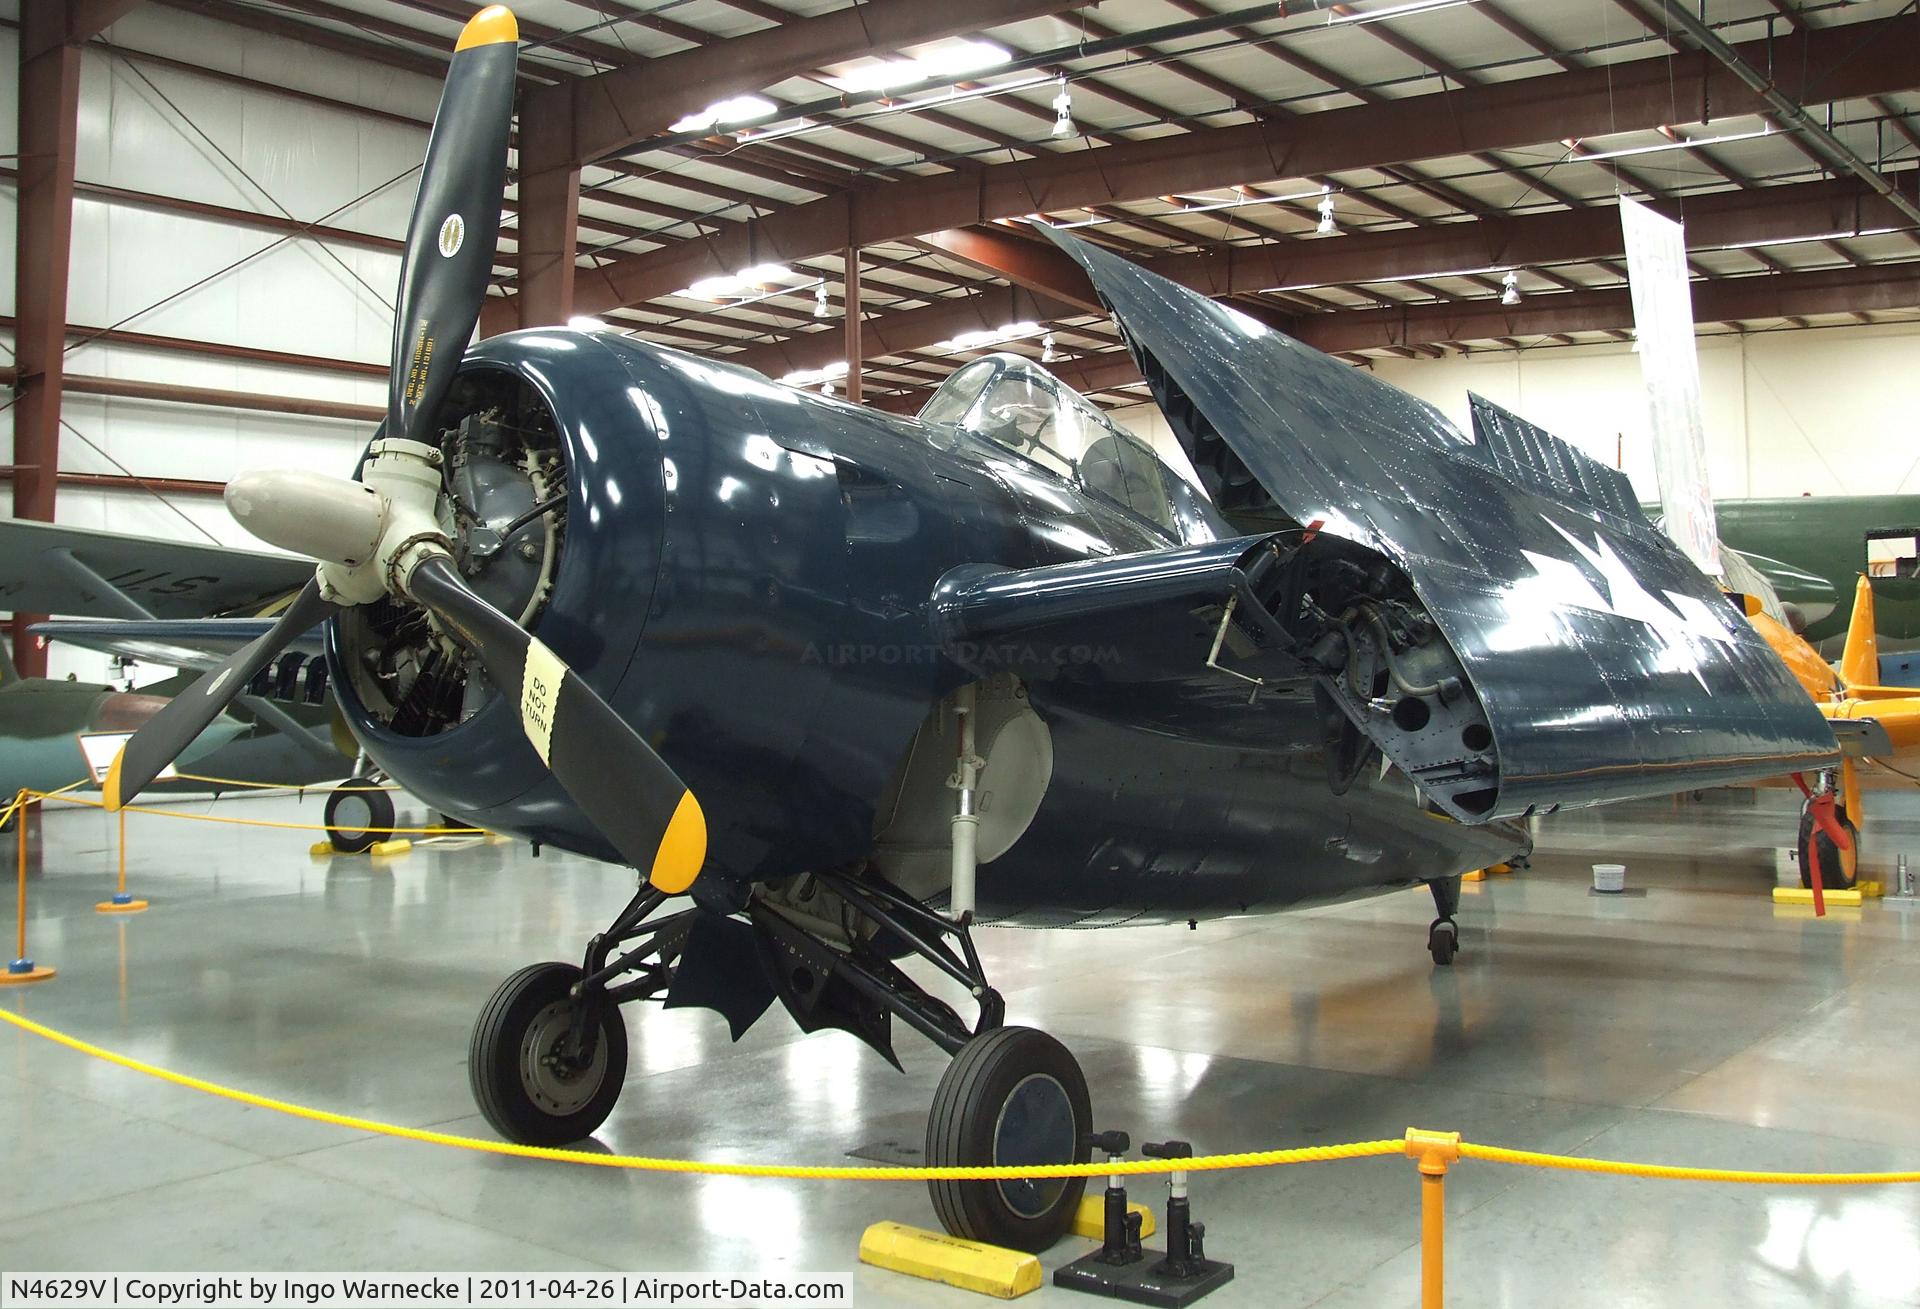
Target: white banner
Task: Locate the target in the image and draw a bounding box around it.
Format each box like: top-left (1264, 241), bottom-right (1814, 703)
top-left (1619, 194), bottom-right (1721, 578)
top-left (1, 1273), bottom-right (851, 1309)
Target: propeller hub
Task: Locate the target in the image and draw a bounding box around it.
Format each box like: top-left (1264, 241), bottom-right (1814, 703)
top-left (226, 470), bottom-right (383, 567)
top-left (227, 439), bottom-right (451, 608)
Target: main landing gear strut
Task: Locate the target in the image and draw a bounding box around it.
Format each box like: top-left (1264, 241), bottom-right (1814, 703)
top-left (1427, 874), bottom-right (1462, 966)
top-left (468, 869), bottom-right (1094, 1252)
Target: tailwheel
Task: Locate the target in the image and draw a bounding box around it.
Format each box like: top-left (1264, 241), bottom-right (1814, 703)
top-left (926, 1026), bottom-right (1091, 1253)
top-left (325, 777), bottom-right (395, 853)
top-left (1798, 801), bottom-right (1860, 891)
top-left (1428, 918), bottom-right (1459, 966)
top-left (470, 961), bottom-right (628, 1146)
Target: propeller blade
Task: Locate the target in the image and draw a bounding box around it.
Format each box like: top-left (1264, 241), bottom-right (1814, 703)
top-left (390, 4), bottom-right (517, 445)
top-left (407, 557), bottom-right (706, 892)
top-left (105, 579), bottom-right (340, 811)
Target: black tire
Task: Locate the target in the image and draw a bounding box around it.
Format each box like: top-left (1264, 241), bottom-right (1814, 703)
top-left (470, 962), bottom-right (628, 1147)
top-left (325, 779), bottom-right (395, 853)
top-left (925, 1026), bottom-right (1090, 1253)
top-left (1428, 918), bottom-right (1458, 966)
top-left (1798, 803), bottom-right (1860, 891)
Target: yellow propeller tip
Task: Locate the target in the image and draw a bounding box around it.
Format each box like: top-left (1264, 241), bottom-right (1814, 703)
top-left (647, 791), bottom-right (707, 895)
top-left (456, 5), bottom-right (517, 50)
top-left (102, 748), bottom-right (124, 813)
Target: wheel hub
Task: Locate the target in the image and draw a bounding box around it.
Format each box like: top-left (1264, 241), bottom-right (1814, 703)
top-left (993, 1072), bottom-right (1076, 1218)
top-left (518, 999), bottom-right (606, 1115)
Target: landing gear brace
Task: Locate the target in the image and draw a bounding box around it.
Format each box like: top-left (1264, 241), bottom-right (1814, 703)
top-left (469, 686), bottom-right (1465, 1249)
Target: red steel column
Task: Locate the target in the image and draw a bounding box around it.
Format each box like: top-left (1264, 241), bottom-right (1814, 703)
top-left (843, 247), bottom-right (862, 405)
top-left (11, 5), bottom-right (84, 678)
top-left (514, 96), bottom-right (579, 329)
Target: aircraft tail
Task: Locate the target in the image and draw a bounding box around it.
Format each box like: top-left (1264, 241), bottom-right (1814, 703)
top-left (1840, 574), bottom-right (1880, 690)
top-left (0, 633), bottom-right (16, 686)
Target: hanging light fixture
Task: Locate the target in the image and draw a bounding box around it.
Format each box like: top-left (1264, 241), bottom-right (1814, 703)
top-left (1501, 270), bottom-right (1522, 306)
top-left (1316, 190), bottom-right (1337, 235)
top-left (1052, 76), bottom-right (1074, 138)
top-left (1041, 330), bottom-right (1059, 363)
top-left (814, 281), bottom-right (830, 318)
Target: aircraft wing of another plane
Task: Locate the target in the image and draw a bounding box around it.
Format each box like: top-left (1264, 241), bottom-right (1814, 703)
top-left (0, 518), bottom-right (312, 620)
top-left (30, 618), bottom-right (327, 673)
top-left (1040, 225), bottom-right (1838, 818)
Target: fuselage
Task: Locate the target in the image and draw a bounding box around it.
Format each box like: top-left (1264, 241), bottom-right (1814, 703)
top-left (1716, 496), bottom-right (1920, 651)
top-left (329, 331), bottom-right (1519, 924)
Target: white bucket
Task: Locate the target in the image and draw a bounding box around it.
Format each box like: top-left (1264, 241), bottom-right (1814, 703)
top-left (1592, 862), bottom-right (1627, 893)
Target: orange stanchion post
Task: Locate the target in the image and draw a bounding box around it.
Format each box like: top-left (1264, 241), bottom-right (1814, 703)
top-left (4, 791), bottom-right (55, 984)
top-left (96, 806), bottom-right (148, 914)
top-left (1406, 1128), bottom-right (1460, 1309)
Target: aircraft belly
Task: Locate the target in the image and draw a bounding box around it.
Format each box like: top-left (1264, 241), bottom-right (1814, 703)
top-left (972, 706), bottom-right (1522, 927)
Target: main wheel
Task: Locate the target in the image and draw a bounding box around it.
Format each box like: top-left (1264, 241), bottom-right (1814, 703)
top-left (470, 962), bottom-right (628, 1146)
top-left (925, 1026), bottom-right (1091, 1253)
top-left (1798, 803), bottom-right (1859, 891)
top-left (325, 778), bottom-right (395, 853)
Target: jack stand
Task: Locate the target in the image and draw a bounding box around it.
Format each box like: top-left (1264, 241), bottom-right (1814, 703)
top-left (1054, 1137), bottom-right (1234, 1306)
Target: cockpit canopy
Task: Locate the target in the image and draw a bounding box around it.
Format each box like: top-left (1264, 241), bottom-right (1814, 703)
top-left (917, 353), bottom-right (1177, 532)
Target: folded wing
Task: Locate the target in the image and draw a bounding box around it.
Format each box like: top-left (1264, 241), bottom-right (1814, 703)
top-left (1038, 227), bottom-right (1837, 817)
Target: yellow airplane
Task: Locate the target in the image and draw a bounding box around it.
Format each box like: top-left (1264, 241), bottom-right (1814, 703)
top-left (1746, 574), bottom-right (1920, 891)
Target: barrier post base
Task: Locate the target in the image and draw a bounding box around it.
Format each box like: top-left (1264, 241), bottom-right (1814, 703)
top-left (96, 893), bottom-right (149, 914)
top-left (2, 958), bottom-right (55, 985)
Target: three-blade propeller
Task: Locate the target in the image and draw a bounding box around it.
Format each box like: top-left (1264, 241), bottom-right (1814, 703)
top-left (104, 5), bottom-right (706, 895)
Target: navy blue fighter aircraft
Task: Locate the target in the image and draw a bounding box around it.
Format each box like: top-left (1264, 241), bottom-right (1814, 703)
top-left (101, 5), bottom-right (1837, 1252)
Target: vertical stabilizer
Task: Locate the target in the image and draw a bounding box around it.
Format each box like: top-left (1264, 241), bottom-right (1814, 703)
top-left (0, 635), bottom-right (16, 687)
top-left (1840, 574), bottom-right (1880, 689)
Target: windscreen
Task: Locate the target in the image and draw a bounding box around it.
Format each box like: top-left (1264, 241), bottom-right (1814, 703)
top-left (918, 353), bottom-right (1175, 532)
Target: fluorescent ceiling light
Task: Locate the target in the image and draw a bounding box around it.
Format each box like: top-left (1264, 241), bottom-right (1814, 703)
top-left (780, 359), bottom-right (850, 387)
top-left (919, 40), bottom-right (1012, 78)
top-left (681, 263), bottom-right (794, 300)
top-left (827, 40), bottom-right (1009, 94)
top-left (1328, 0), bottom-right (1479, 26)
top-left (1714, 226), bottom-right (1899, 251)
top-left (1261, 262), bottom-right (1509, 293)
top-left (1566, 126), bottom-right (1775, 164)
top-left (829, 59), bottom-right (923, 94)
top-left (1159, 184), bottom-right (1329, 216)
top-left (669, 94), bottom-right (777, 134)
top-left (940, 321), bottom-right (1042, 352)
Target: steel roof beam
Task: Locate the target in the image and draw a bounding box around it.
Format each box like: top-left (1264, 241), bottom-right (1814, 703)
top-left (1299, 262), bottom-right (1920, 353)
top-left (572, 12), bottom-right (1920, 315)
top-left (747, 174), bottom-right (1916, 372)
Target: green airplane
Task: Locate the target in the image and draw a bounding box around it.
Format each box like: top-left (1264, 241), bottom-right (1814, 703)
top-left (1713, 495), bottom-right (1920, 656)
top-left (0, 518), bottom-right (382, 845)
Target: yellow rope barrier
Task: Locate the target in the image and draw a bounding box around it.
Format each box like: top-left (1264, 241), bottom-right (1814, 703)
top-left (1, 779), bottom-right (88, 838)
top-left (6, 1000), bottom-right (1920, 1188)
top-left (1458, 1142), bottom-right (1920, 1186)
top-left (29, 789), bottom-right (482, 837)
top-left (15, 795), bottom-right (1920, 1193)
top-left (0, 1007), bottom-right (1395, 1179)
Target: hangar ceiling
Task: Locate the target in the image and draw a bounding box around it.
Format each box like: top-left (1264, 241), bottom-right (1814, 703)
top-left (15, 0), bottom-right (1920, 415)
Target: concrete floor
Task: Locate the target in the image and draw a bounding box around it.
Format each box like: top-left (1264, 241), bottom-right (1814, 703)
top-left (5, 785), bottom-right (1920, 1306)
